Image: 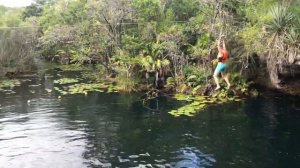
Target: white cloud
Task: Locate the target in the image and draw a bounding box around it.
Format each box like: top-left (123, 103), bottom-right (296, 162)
top-left (0, 0), bottom-right (34, 8)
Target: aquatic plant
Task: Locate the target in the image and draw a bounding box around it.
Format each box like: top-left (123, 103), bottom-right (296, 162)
top-left (174, 94), bottom-right (194, 101)
top-left (169, 94), bottom-right (242, 117)
top-left (56, 64), bottom-right (91, 72)
top-left (81, 71), bottom-right (103, 82)
top-left (54, 78), bottom-right (79, 85)
top-left (0, 79), bottom-right (21, 89)
top-left (54, 82), bottom-right (119, 95)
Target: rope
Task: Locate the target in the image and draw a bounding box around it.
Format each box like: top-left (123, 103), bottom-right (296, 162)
top-left (0, 26), bottom-right (41, 29)
top-left (0, 21), bottom-right (189, 30)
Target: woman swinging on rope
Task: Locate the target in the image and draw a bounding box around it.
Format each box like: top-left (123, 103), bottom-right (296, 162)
top-left (213, 36), bottom-right (231, 90)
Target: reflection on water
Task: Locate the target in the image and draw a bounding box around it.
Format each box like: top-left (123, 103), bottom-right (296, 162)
top-left (172, 147), bottom-right (215, 168)
top-left (0, 75), bottom-right (299, 168)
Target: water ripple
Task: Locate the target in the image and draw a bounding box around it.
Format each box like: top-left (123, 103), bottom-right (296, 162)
top-left (0, 98), bottom-right (90, 167)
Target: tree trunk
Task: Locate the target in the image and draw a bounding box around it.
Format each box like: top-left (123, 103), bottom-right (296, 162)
top-left (267, 52), bottom-right (281, 88)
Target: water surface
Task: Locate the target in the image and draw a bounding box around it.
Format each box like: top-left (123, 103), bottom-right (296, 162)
top-left (0, 75), bottom-right (299, 168)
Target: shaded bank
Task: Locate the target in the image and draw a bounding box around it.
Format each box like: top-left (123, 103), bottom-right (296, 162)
top-left (246, 54), bottom-right (300, 96)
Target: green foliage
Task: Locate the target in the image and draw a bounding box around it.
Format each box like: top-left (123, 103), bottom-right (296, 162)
top-left (167, 0), bottom-right (200, 21)
top-left (22, 4), bottom-right (43, 20)
top-left (112, 50), bottom-right (141, 91)
top-left (1, 0), bottom-right (299, 92)
top-left (62, 0), bottom-right (87, 25)
top-left (268, 4), bottom-right (294, 33)
top-left (133, 0), bottom-right (161, 22)
top-left (140, 56), bottom-right (154, 72)
top-left (138, 48), bottom-right (171, 73)
top-left (166, 77), bottom-right (176, 87)
top-left (122, 35), bottom-right (145, 54)
top-left (0, 6), bottom-right (8, 16)
top-left (116, 74), bottom-right (138, 92)
top-left (230, 73), bottom-right (253, 93)
top-left (239, 25), bottom-right (264, 53)
top-left (0, 8), bottom-right (25, 27)
top-left (188, 33), bottom-right (212, 57)
top-left (244, 0), bottom-right (277, 24)
top-left (183, 65), bottom-right (208, 87)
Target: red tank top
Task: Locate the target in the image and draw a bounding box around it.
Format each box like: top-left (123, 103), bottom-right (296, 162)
top-left (219, 48), bottom-right (229, 63)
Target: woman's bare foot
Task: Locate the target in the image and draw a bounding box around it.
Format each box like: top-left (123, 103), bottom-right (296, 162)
top-left (215, 86), bottom-right (221, 90)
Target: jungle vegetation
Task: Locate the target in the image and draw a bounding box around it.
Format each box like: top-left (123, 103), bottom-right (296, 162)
top-left (0, 0), bottom-right (299, 94)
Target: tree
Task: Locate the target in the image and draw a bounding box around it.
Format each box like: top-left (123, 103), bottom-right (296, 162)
top-left (22, 4), bottom-right (43, 20)
top-left (167, 0), bottom-right (200, 21)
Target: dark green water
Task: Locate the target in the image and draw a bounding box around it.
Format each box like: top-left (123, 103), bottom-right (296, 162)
top-left (0, 74), bottom-right (299, 168)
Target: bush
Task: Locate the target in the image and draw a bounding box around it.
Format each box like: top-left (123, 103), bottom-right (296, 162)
top-left (183, 65), bottom-right (208, 87)
top-left (0, 28), bottom-right (37, 77)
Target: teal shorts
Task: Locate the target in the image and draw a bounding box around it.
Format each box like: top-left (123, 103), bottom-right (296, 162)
top-left (214, 63), bottom-right (227, 74)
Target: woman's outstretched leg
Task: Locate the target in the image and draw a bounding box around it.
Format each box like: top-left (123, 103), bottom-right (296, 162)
top-left (221, 73), bottom-right (231, 89)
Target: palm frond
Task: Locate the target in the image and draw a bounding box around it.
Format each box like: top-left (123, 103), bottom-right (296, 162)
top-left (269, 4), bottom-right (294, 33)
